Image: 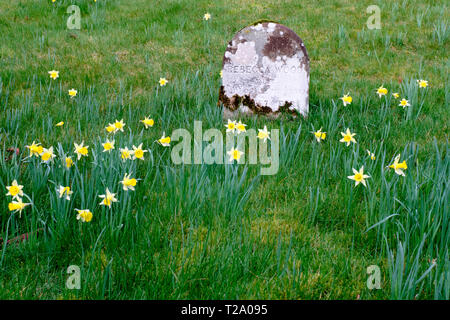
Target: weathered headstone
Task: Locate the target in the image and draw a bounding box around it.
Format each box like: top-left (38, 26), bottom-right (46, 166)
top-left (219, 22), bottom-right (309, 118)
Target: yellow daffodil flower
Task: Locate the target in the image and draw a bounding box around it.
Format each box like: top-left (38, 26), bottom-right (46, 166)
top-left (399, 98), bottom-right (410, 108)
top-left (65, 157), bottom-right (73, 168)
top-left (132, 143), bottom-right (147, 160)
top-left (204, 13), bottom-right (211, 20)
top-left (141, 116), bottom-right (154, 129)
top-left (40, 146), bottom-right (55, 163)
top-left (102, 139), bottom-right (115, 153)
top-left (392, 93), bottom-right (399, 99)
top-left (8, 198), bottom-right (31, 216)
top-left (312, 128), bottom-right (326, 143)
top-left (26, 141), bottom-right (43, 157)
top-left (57, 186), bottom-right (73, 201)
top-left (227, 147), bottom-right (243, 163)
top-left (367, 150), bottom-right (376, 160)
top-left (417, 79), bottom-right (428, 88)
top-left (236, 121), bottom-right (247, 134)
top-left (340, 93), bottom-right (352, 106)
top-left (68, 88), bottom-right (77, 98)
top-left (257, 126), bottom-right (270, 142)
top-left (74, 142), bottom-right (89, 160)
top-left (99, 188), bottom-right (118, 208)
top-left (225, 119), bottom-right (236, 133)
top-left (55, 121), bottom-right (64, 127)
top-left (157, 133), bottom-right (171, 147)
top-left (75, 209), bottom-right (93, 223)
top-left (114, 119), bottom-right (125, 132)
top-left (159, 78), bottom-right (168, 86)
top-left (348, 166), bottom-right (371, 187)
top-left (6, 180), bottom-right (24, 200)
top-left (340, 128), bottom-right (357, 146)
top-left (389, 154), bottom-right (407, 176)
top-left (120, 173), bottom-right (137, 191)
top-left (106, 123), bottom-right (116, 133)
top-left (376, 86), bottom-right (388, 98)
top-left (48, 70), bottom-right (59, 80)
top-left (120, 147), bottom-right (133, 161)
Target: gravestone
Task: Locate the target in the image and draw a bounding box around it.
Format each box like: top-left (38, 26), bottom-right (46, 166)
top-left (219, 22), bottom-right (309, 118)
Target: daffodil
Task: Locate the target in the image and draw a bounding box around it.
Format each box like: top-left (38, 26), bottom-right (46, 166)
top-left (99, 188), bottom-right (118, 208)
top-left (65, 157), bottom-right (73, 168)
top-left (102, 139), bottom-right (115, 153)
top-left (203, 13), bottom-right (211, 20)
top-left (48, 70), bottom-right (59, 80)
top-left (74, 142), bottom-right (89, 160)
top-left (227, 147), bottom-right (243, 163)
top-left (399, 98), bottom-right (410, 108)
top-left (55, 121), bottom-right (64, 127)
top-left (157, 133), bottom-right (171, 147)
top-left (376, 85), bottom-right (388, 98)
top-left (6, 180), bottom-right (24, 200)
top-left (114, 119), bottom-right (125, 132)
top-left (367, 150), bottom-right (376, 160)
top-left (75, 209), bottom-right (93, 223)
top-left (389, 154), bottom-right (407, 176)
top-left (40, 146), bottom-right (55, 163)
top-left (417, 79), bottom-right (428, 88)
top-left (340, 93), bottom-right (352, 106)
top-left (8, 198), bottom-right (31, 216)
top-left (68, 88), bottom-right (77, 98)
top-left (257, 126), bottom-right (270, 142)
top-left (120, 147), bottom-right (133, 161)
top-left (120, 173), bottom-right (137, 191)
top-left (339, 128), bottom-right (356, 146)
top-left (159, 78), bottom-right (168, 86)
top-left (26, 141), bottom-right (43, 157)
top-left (312, 128), bottom-right (326, 143)
top-left (348, 166), bottom-right (370, 187)
top-left (106, 123), bottom-right (116, 133)
top-left (132, 143), bottom-right (147, 160)
top-left (57, 186), bottom-right (73, 201)
top-left (392, 93), bottom-right (399, 99)
top-left (236, 121), bottom-right (247, 134)
top-left (225, 119), bottom-right (236, 133)
top-left (141, 116), bottom-right (154, 129)
top-left (220, 70), bottom-right (223, 78)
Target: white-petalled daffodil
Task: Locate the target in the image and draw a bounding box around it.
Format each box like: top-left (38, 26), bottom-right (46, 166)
top-left (367, 150), bottom-right (376, 160)
top-left (40, 146), bottom-right (55, 163)
top-left (57, 186), bottom-right (73, 201)
top-left (392, 92), bottom-right (399, 99)
top-left (312, 128), bottom-right (326, 142)
top-left (399, 98), bottom-right (410, 108)
top-left (141, 116), bottom-right (154, 129)
top-left (157, 133), bottom-right (171, 146)
top-left (68, 88), bottom-right (77, 98)
top-left (417, 79), bottom-right (428, 88)
top-left (120, 147), bottom-right (133, 161)
top-left (389, 154), bottom-right (407, 176)
top-left (75, 209), bottom-right (93, 223)
top-left (48, 70), bottom-right (59, 80)
top-left (236, 121), bottom-right (247, 134)
top-left (120, 173), bottom-right (138, 191)
top-left (159, 78), bottom-right (168, 86)
top-left (106, 123), bottom-right (116, 133)
top-left (99, 188), bottom-right (118, 208)
top-left (348, 166), bottom-right (370, 187)
top-left (339, 128), bottom-right (356, 146)
top-left (340, 93), bottom-right (352, 106)
top-left (114, 119), bottom-right (125, 132)
top-left (257, 126), bottom-right (270, 142)
top-left (8, 198), bottom-right (31, 216)
top-left (26, 141), bottom-right (43, 157)
top-left (376, 85), bottom-right (388, 98)
top-left (225, 119), bottom-right (237, 133)
top-left (132, 143), bottom-right (147, 160)
top-left (74, 142), bottom-right (89, 160)
top-left (227, 147), bottom-right (243, 163)
top-left (203, 13), bottom-right (211, 20)
top-left (6, 180), bottom-right (24, 200)
top-left (102, 139), bottom-right (115, 153)
top-left (65, 157), bottom-right (73, 168)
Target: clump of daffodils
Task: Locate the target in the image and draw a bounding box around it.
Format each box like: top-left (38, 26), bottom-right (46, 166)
top-left (6, 180), bottom-right (31, 217)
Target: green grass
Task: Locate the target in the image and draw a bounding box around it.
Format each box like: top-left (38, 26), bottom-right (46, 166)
top-left (0, 0), bottom-right (448, 299)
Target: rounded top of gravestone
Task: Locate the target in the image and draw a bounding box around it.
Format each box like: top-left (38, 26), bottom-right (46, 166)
top-left (219, 22), bottom-right (310, 117)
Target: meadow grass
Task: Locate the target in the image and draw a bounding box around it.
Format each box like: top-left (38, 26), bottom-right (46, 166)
top-left (0, 0), bottom-right (448, 299)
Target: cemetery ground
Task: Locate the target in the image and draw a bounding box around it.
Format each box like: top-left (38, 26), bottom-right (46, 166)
top-left (0, 0), bottom-right (448, 299)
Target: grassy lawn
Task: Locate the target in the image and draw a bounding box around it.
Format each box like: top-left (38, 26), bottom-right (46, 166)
top-left (0, 0), bottom-right (448, 299)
